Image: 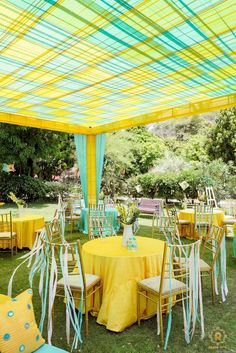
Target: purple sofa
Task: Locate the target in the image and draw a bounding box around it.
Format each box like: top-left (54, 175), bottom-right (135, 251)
top-left (137, 198), bottom-right (163, 215)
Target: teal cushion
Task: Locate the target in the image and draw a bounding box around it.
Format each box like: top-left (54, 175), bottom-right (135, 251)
top-left (34, 344), bottom-right (69, 353)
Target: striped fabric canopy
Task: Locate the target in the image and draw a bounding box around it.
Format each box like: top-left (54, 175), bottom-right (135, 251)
top-left (0, 0), bottom-right (235, 134)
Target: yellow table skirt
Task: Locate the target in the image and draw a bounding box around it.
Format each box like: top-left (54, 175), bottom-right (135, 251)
top-left (82, 236), bottom-right (165, 332)
top-left (13, 214), bottom-right (45, 249)
top-left (178, 209), bottom-right (225, 237)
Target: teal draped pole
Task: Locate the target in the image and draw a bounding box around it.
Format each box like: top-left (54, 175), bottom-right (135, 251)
top-left (96, 134), bottom-right (106, 204)
top-left (233, 237), bottom-right (236, 258)
top-left (74, 134), bottom-right (106, 207)
top-left (74, 134), bottom-right (88, 207)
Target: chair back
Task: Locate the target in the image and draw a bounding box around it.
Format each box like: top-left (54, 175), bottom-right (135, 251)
top-left (0, 212), bottom-right (13, 235)
top-left (161, 240), bottom-right (201, 289)
top-left (205, 186), bottom-right (217, 207)
top-left (159, 240), bottom-right (204, 347)
top-left (162, 224), bottom-right (184, 249)
top-left (165, 202), bottom-right (177, 220)
top-left (152, 215), bottom-right (175, 238)
top-left (45, 219), bottom-right (62, 243)
top-left (219, 199), bottom-right (236, 217)
top-left (64, 203), bottom-right (73, 218)
top-left (194, 204), bottom-right (213, 238)
top-left (39, 235), bottom-right (84, 347)
top-left (88, 203), bottom-right (105, 217)
top-left (88, 215), bottom-right (114, 240)
top-left (200, 225), bottom-right (225, 270)
top-left (104, 195), bottom-right (114, 206)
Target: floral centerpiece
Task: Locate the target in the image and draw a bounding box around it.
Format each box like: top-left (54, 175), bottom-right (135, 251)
top-left (197, 190), bottom-right (205, 203)
top-left (8, 192), bottom-right (26, 216)
top-left (116, 202), bottom-right (140, 247)
top-left (8, 192), bottom-right (26, 207)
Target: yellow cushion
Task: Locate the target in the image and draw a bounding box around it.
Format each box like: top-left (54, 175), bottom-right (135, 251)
top-left (0, 289), bottom-right (45, 353)
top-left (138, 275), bottom-right (186, 295)
top-left (0, 294), bottom-right (9, 305)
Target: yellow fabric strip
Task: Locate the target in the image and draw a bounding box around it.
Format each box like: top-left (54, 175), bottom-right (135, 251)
top-left (87, 135), bottom-right (97, 205)
top-left (93, 93), bottom-right (236, 134)
top-left (0, 112), bottom-right (91, 134)
top-left (0, 93), bottom-right (235, 134)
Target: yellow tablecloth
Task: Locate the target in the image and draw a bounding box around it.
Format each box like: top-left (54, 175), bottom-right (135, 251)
top-left (178, 208), bottom-right (225, 237)
top-left (12, 214), bottom-right (45, 249)
top-left (82, 236), bottom-right (165, 332)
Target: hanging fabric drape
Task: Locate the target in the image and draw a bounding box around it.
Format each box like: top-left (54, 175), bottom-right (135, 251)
top-left (74, 134), bottom-right (106, 207)
top-left (96, 134), bottom-right (106, 204)
top-left (74, 134), bottom-right (88, 206)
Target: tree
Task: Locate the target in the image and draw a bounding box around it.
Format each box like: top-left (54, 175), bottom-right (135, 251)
top-left (102, 127), bottom-right (164, 195)
top-left (207, 108), bottom-right (236, 164)
top-left (0, 124), bottom-right (74, 179)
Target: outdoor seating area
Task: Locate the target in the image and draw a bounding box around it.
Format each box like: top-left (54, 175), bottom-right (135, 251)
top-left (0, 194), bottom-right (235, 352)
top-left (0, 0), bottom-right (236, 352)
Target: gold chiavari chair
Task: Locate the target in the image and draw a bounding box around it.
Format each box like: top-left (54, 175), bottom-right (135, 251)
top-left (56, 240), bottom-right (102, 336)
top-left (165, 202), bottom-right (190, 237)
top-left (0, 211), bottom-right (17, 256)
top-left (194, 204), bottom-right (213, 239)
top-left (88, 203), bottom-right (105, 215)
top-left (205, 186), bottom-right (218, 207)
top-left (137, 240), bottom-right (203, 347)
top-left (152, 214), bottom-right (175, 238)
top-left (64, 201), bottom-right (80, 234)
top-left (88, 215), bottom-right (114, 240)
top-left (46, 219), bottom-right (78, 265)
top-left (220, 200), bottom-right (236, 236)
top-left (200, 225), bottom-right (225, 304)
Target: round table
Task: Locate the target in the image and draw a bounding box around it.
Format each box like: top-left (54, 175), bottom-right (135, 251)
top-left (13, 214), bottom-right (45, 249)
top-left (82, 236), bottom-right (165, 332)
top-left (178, 208), bottom-right (225, 237)
top-left (80, 207), bottom-right (119, 234)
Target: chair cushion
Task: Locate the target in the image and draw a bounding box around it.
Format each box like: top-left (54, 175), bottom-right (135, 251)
top-left (65, 216), bottom-right (80, 221)
top-left (138, 275), bottom-right (186, 295)
top-left (224, 215), bottom-right (234, 219)
top-left (0, 289), bottom-right (45, 353)
top-left (34, 344), bottom-right (69, 353)
top-left (57, 273), bottom-right (100, 289)
top-left (0, 232), bottom-right (16, 239)
top-left (223, 218), bottom-right (236, 225)
top-left (199, 259), bottom-right (211, 272)
top-left (177, 219), bottom-right (190, 225)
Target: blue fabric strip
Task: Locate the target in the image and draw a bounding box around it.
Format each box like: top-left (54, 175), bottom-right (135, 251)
top-left (74, 134), bottom-right (88, 207)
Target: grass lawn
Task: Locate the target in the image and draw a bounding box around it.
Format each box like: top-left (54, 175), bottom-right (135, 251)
top-left (0, 203), bottom-right (236, 353)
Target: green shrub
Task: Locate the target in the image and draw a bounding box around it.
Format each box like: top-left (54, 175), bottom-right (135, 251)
top-left (128, 160), bottom-right (236, 202)
top-left (0, 173), bottom-right (47, 202)
top-left (132, 169), bottom-right (204, 201)
top-left (44, 181), bottom-right (78, 201)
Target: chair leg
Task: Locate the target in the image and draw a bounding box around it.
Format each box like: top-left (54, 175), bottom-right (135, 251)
top-left (211, 272), bottom-right (216, 305)
top-left (201, 274), bottom-right (203, 291)
top-left (137, 288), bottom-right (140, 326)
top-left (84, 297), bottom-right (88, 336)
top-left (159, 300), bottom-right (164, 345)
top-left (99, 284), bottom-right (102, 310)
